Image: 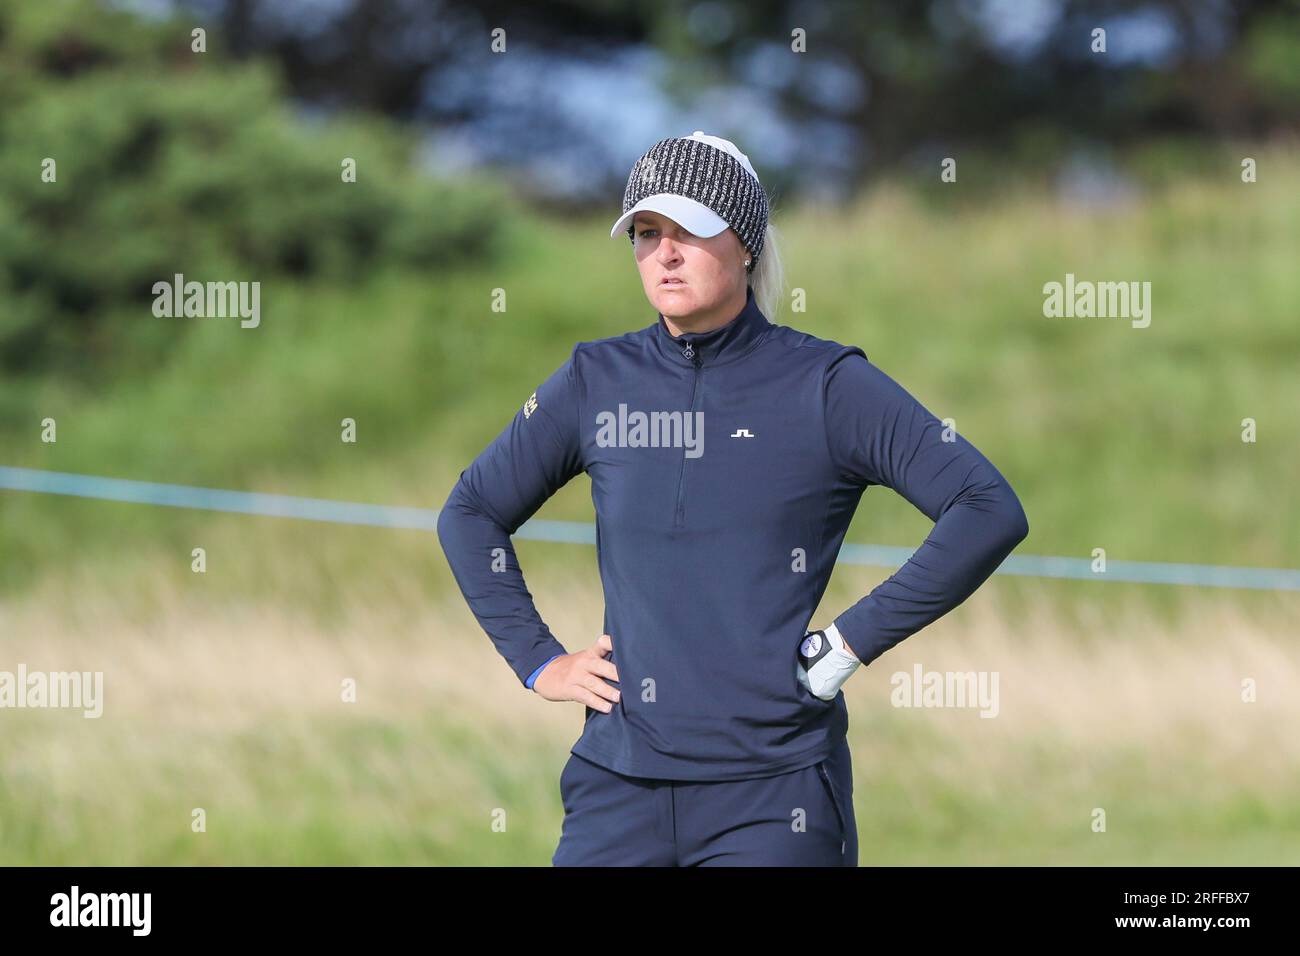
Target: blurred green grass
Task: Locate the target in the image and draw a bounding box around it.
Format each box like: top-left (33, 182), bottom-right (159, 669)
top-left (3, 148), bottom-right (1299, 865)
top-left (4, 146), bottom-right (1296, 606)
top-left (2, 0), bottom-right (1297, 868)
top-left (7, 710), bottom-right (1296, 865)
top-left (2, 553), bottom-right (1296, 865)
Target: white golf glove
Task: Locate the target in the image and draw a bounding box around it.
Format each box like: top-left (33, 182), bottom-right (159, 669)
top-left (797, 623), bottom-right (861, 701)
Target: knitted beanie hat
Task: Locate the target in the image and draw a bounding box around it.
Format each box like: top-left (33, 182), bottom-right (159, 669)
top-left (608, 131), bottom-right (769, 274)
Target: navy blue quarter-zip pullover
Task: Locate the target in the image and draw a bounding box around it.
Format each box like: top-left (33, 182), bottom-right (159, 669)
top-left (437, 285), bottom-right (1029, 781)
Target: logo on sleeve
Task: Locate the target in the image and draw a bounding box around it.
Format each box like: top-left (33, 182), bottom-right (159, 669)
top-left (523, 391), bottom-right (538, 419)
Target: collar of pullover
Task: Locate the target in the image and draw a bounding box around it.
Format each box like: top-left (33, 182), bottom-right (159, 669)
top-left (653, 284), bottom-right (771, 367)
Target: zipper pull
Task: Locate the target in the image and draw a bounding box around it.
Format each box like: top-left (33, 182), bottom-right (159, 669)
top-left (681, 340), bottom-right (695, 360)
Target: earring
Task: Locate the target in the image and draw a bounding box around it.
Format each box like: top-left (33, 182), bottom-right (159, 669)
top-left (744, 259), bottom-right (751, 267)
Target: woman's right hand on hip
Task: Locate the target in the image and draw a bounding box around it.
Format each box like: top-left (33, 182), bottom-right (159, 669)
top-left (533, 634), bottom-right (621, 711)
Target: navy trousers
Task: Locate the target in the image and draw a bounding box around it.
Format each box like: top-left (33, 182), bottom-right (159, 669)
top-left (552, 735), bottom-right (857, 866)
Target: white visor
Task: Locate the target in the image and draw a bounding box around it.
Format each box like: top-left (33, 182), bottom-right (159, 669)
top-left (609, 193), bottom-right (730, 240)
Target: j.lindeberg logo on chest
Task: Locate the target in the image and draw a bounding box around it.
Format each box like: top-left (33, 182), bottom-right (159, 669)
top-left (595, 404), bottom-right (704, 458)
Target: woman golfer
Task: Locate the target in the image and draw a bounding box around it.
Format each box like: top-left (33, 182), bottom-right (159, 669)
top-left (437, 130), bottom-right (1029, 866)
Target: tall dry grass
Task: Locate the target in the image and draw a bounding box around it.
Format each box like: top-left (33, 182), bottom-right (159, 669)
top-left (2, 545), bottom-right (1297, 864)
